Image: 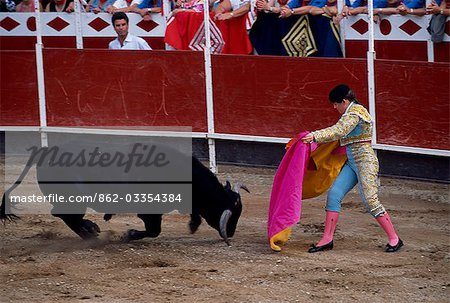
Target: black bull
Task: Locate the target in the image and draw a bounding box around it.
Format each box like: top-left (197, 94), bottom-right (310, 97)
top-left (0, 144), bottom-right (248, 245)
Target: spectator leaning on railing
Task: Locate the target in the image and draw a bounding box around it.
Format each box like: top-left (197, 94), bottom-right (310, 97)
top-left (214, 0), bottom-right (250, 20)
top-left (331, 0), bottom-right (427, 24)
top-left (256, 0), bottom-right (282, 14)
top-left (334, 0), bottom-right (389, 24)
top-left (310, 0), bottom-right (338, 16)
top-left (86, 0), bottom-right (115, 12)
top-left (105, 0), bottom-right (143, 13)
top-left (303, 0), bottom-right (337, 16)
top-left (427, 0), bottom-right (449, 15)
top-left (370, 0), bottom-right (400, 17)
top-left (130, 0), bottom-right (161, 21)
top-left (378, 0), bottom-right (426, 16)
top-left (426, 0), bottom-right (448, 42)
top-left (279, 0), bottom-right (330, 18)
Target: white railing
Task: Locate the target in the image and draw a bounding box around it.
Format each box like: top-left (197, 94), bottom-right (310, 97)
top-left (343, 14), bottom-right (450, 42)
top-left (0, 12), bottom-right (166, 37)
top-left (1, 12), bottom-right (448, 41)
top-left (1, 11), bottom-right (449, 165)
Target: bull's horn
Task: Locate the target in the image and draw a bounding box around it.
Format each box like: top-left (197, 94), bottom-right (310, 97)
top-left (233, 182), bottom-right (250, 194)
top-left (219, 209), bottom-right (232, 246)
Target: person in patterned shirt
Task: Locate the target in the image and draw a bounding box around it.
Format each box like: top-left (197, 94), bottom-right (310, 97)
top-left (301, 84), bottom-right (403, 253)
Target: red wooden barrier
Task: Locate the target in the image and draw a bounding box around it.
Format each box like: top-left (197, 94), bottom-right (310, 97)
top-left (1, 49), bottom-right (448, 152)
top-left (0, 51), bottom-right (39, 126)
top-left (43, 49), bottom-right (207, 132)
top-left (345, 41), bottom-right (429, 62)
top-left (212, 55), bottom-right (368, 138)
top-left (375, 60), bottom-right (449, 150)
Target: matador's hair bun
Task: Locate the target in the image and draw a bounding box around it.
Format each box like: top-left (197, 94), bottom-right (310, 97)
top-left (329, 84), bottom-right (356, 103)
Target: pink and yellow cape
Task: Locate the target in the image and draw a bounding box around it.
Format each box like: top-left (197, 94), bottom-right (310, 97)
top-left (267, 132), bottom-right (347, 251)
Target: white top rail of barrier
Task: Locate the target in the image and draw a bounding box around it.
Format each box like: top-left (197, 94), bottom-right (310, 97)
top-left (0, 12), bottom-right (449, 42)
top-left (0, 12), bottom-right (166, 37)
top-left (343, 14), bottom-right (450, 42)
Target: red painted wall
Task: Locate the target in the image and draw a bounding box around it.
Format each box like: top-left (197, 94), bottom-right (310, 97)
top-left (1, 50), bottom-right (449, 151)
top-left (345, 40), bottom-right (430, 62)
top-left (42, 49), bottom-right (207, 132)
top-left (434, 43), bottom-right (450, 63)
top-left (0, 37), bottom-right (166, 51)
top-left (2, 36), bottom-right (448, 63)
top-left (375, 60), bottom-right (449, 150)
top-left (0, 51), bottom-right (39, 126)
top-left (212, 55), bottom-right (368, 138)
top-left (0, 37), bottom-right (37, 50)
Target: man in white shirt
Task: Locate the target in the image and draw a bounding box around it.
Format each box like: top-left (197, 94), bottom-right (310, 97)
top-left (108, 12), bottom-right (152, 50)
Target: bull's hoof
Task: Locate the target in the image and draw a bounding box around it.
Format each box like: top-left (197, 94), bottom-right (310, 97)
top-left (189, 219), bottom-right (201, 234)
top-left (123, 229), bottom-right (147, 242)
top-left (103, 214), bottom-right (114, 222)
top-left (78, 219), bottom-right (100, 240)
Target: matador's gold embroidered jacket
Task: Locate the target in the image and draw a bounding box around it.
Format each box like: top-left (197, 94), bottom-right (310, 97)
top-left (311, 102), bottom-right (386, 217)
top-left (311, 103), bottom-right (372, 146)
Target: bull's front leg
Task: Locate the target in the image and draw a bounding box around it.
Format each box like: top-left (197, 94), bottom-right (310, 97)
top-left (189, 213), bottom-right (202, 234)
top-left (53, 214), bottom-right (100, 239)
top-left (125, 214), bottom-right (162, 241)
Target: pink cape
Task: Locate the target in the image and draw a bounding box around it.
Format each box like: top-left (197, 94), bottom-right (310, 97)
top-left (267, 132), bottom-right (318, 242)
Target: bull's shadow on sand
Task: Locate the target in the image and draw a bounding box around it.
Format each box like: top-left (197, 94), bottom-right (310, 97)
top-left (1, 215), bottom-right (275, 261)
top-left (1, 227), bottom-right (251, 258)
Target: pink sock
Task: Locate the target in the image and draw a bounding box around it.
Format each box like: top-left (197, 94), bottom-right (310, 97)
top-left (376, 211), bottom-right (399, 246)
top-left (317, 211), bottom-right (339, 246)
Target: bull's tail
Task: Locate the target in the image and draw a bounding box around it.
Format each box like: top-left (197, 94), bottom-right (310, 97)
top-left (1, 160), bottom-right (36, 222)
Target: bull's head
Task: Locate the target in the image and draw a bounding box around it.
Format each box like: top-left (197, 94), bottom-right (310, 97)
top-left (219, 181), bottom-right (249, 246)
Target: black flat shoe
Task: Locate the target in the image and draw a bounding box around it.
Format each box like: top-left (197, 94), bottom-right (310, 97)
top-left (385, 238), bottom-right (403, 252)
top-left (308, 241), bottom-right (333, 253)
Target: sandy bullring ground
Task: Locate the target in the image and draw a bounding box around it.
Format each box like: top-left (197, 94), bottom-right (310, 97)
top-left (1, 164), bottom-right (449, 303)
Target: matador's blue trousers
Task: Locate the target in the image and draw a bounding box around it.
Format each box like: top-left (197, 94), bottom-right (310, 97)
top-left (326, 143), bottom-right (385, 217)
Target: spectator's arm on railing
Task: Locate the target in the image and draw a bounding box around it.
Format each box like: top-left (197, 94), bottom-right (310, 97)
top-left (105, 0), bottom-right (122, 12)
top-left (331, 5), bottom-right (348, 24)
top-left (279, 0), bottom-right (301, 17)
top-left (215, 2), bottom-right (250, 20)
top-left (347, 5), bottom-right (366, 15)
top-left (323, 5), bottom-right (338, 16)
top-left (172, 7), bottom-right (196, 14)
top-left (256, 0), bottom-right (281, 13)
top-left (280, 5), bottom-right (314, 17)
top-left (88, 0), bottom-right (112, 13)
top-left (427, 0), bottom-right (449, 15)
top-left (130, 0), bottom-right (162, 18)
top-left (397, 3), bottom-right (426, 15)
top-left (215, 0), bottom-right (232, 13)
top-left (407, 6), bottom-right (426, 15)
top-left (112, 4), bottom-right (133, 12)
top-left (376, 7), bottom-right (398, 15)
top-left (309, 6), bottom-right (325, 14)
top-left (398, 0), bottom-right (426, 15)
